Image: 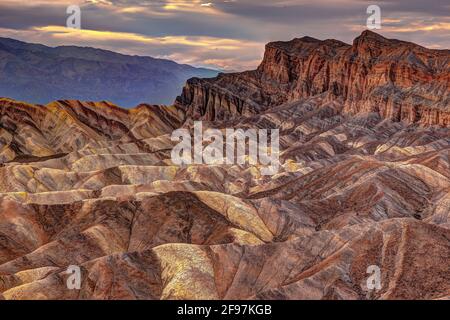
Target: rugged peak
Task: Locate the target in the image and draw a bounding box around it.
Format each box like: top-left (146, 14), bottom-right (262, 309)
top-left (267, 35), bottom-right (348, 54)
top-left (358, 30), bottom-right (388, 41)
top-left (352, 30), bottom-right (399, 54)
top-left (297, 36), bottom-right (321, 43)
top-left (178, 32), bottom-right (450, 126)
top-left (266, 37), bottom-right (319, 54)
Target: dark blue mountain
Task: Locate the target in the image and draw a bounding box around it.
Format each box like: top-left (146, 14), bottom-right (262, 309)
top-left (0, 37), bottom-right (218, 107)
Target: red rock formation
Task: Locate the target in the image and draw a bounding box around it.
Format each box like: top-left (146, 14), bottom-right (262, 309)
top-left (0, 32), bottom-right (449, 300)
top-left (177, 31), bottom-right (450, 126)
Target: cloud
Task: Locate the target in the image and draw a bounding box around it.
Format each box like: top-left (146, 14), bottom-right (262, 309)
top-left (0, 0), bottom-right (448, 70)
top-left (0, 25), bottom-right (263, 70)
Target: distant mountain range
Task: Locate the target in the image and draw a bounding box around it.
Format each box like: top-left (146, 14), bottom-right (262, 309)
top-left (0, 37), bottom-right (218, 107)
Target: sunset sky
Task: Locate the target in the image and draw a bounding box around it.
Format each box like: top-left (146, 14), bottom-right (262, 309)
top-left (1, 0), bottom-right (449, 70)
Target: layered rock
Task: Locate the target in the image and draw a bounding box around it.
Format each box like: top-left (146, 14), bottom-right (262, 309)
top-left (0, 93), bottom-right (449, 300)
top-left (0, 31), bottom-right (449, 300)
top-left (177, 31), bottom-right (450, 126)
top-left (0, 98), bottom-right (184, 162)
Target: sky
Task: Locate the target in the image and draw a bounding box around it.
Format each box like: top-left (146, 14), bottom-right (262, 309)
top-left (0, 0), bottom-right (449, 71)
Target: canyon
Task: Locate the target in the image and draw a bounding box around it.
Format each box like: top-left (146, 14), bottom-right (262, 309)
top-left (0, 31), bottom-right (449, 300)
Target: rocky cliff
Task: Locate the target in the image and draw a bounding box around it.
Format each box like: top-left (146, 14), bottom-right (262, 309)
top-left (177, 31), bottom-right (450, 126)
top-left (0, 32), bottom-right (449, 300)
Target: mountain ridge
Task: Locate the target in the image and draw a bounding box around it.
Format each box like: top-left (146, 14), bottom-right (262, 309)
top-left (177, 30), bottom-right (450, 126)
top-left (0, 31), bottom-right (449, 300)
top-left (0, 36), bottom-right (218, 107)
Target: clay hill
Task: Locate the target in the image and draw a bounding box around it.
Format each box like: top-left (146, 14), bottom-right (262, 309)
top-left (0, 37), bottom-right (218, 107)
top-left (0, 31), bottom-right (449, 300)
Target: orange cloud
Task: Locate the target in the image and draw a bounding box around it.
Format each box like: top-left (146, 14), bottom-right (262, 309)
top-left (31, 26), bottom-right (264, 70)
top-left (35, 26), bottom-right (255, 49)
